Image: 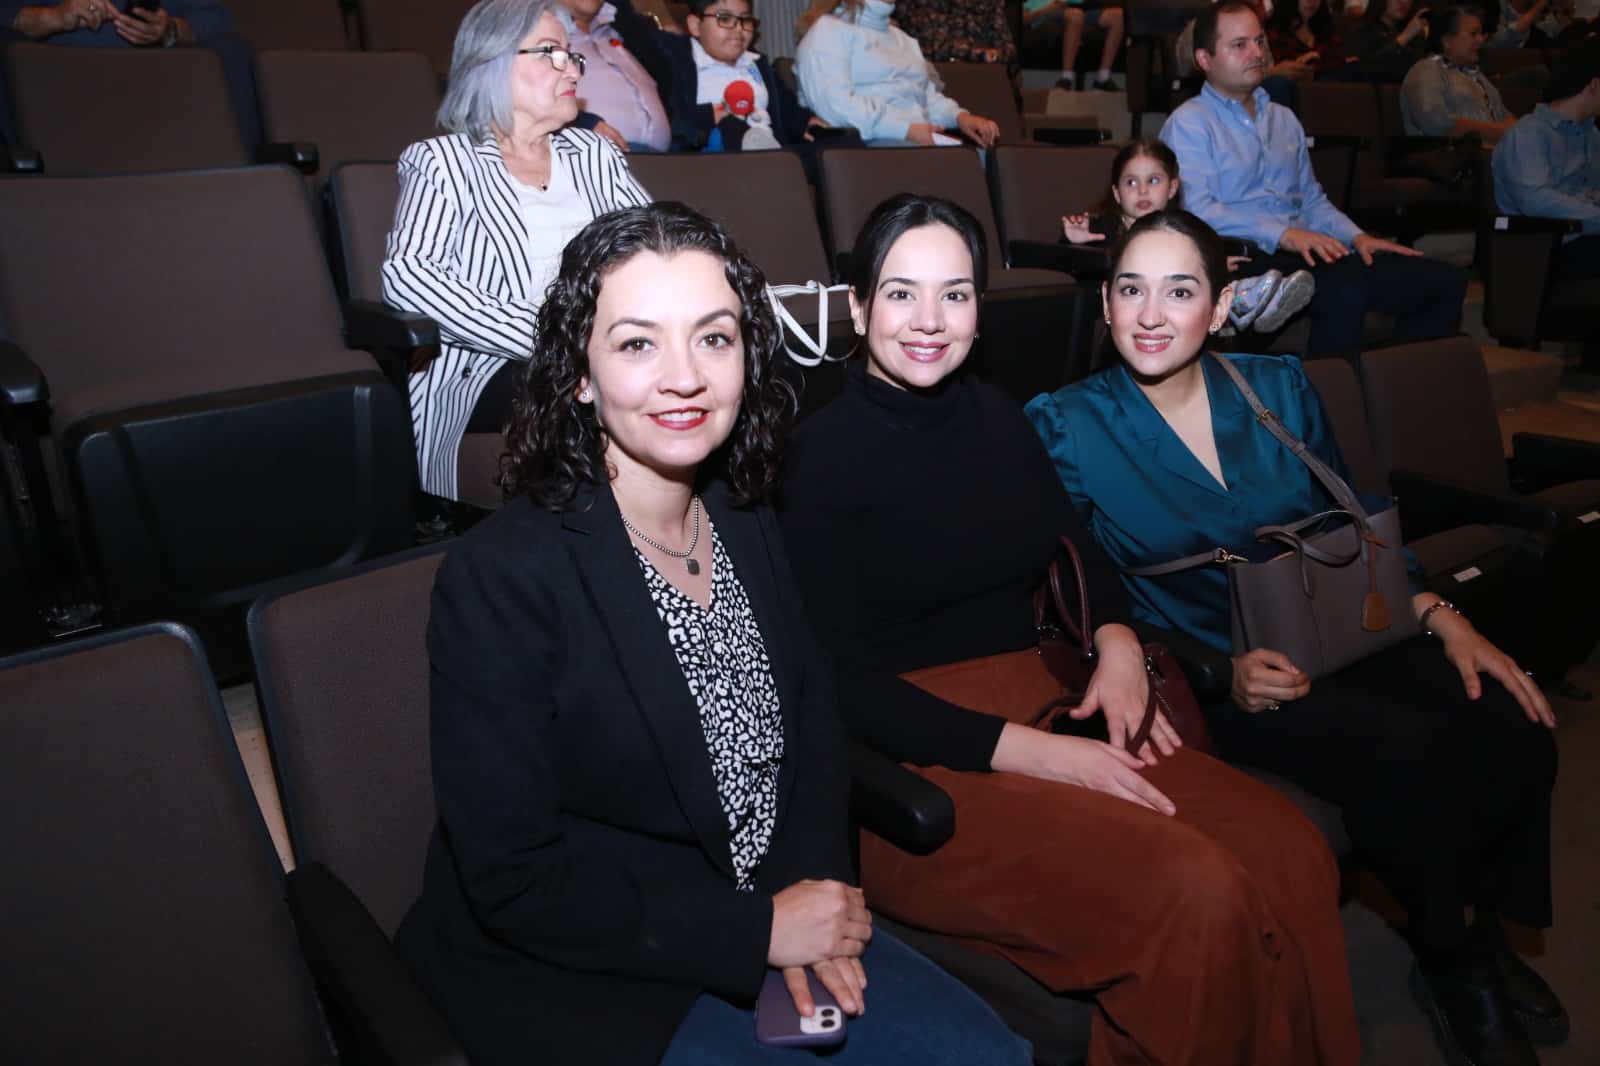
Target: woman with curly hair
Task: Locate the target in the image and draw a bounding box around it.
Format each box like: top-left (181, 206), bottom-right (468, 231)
top-left (395, 201), bottom-right (1030, 1066)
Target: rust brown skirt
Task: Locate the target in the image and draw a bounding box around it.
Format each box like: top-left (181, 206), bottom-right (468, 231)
top-left (861, 649), bottom-right (1360, 1066)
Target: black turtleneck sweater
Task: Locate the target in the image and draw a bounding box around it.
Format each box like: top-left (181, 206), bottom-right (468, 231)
top-left (779, 362), bottom-right (1133, 772)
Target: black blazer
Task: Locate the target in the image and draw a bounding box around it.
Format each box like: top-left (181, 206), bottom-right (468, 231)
top-left (651, 33), bottom-right (816, 151)
top-left (395, 481), bottom-right (853, 1066)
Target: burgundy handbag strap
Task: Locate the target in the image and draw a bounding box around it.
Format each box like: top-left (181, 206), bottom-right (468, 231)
top-left (1042, 534), bottom-right (1159, 751)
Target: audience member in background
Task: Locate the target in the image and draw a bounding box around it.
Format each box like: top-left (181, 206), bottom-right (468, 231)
top-left (780, 191), bottom-right (1360, 1066)
top-left (382, 0), bottom-right (649, 502)
top-left (1348, 0), bottom-right (1431, 81)
top-left (646, 0), bottom-right (833, 152)
top-left (555, 0), bottom-right (672, 150)
top-left (1490, 0), bottom-right (1552, 45)
top-left (1023, 0), bottom-right (1125, 90)
top-left (1027, 209), bottom-right (1564, 1066)
top-left (1174, 0), bottom-right (1305, 105)
top-left (1163, 0), bottom-right (1467, 357)
top-left (793, 0), bottom-right (1001, 147)
top-left (3, 0), bottom-right (224, 44)
top-left (892, 0), bottom-right (1018, 70)
top-left (399, 201), bottom-right (1032, 1066)
top-left (1401, 5), bottom-right (1515, 139)
top-left (1060, 138), bottom-right (1317, 333)
top-left (0, 0), bottom-right (257, 143)
top-left (1267, 0), bottom-right (1358, 74)
top-left (1493, 37), bottom-right (1600, 280)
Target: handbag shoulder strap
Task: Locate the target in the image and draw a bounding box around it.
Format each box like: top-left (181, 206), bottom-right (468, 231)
top-left (1206, 353), bottom-right (1369, 523)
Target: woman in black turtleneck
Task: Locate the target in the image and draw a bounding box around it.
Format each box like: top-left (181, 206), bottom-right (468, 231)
top-left (779, 194), bottom-right (1360, 1066)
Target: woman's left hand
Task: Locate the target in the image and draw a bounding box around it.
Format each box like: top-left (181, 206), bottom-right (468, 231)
top-left (1429, 606), bottom-right (1556, 728)
top-left (783, 956), bottom-right (867, 1018)
top-left (1070, 624), bottom-right (1182, 763)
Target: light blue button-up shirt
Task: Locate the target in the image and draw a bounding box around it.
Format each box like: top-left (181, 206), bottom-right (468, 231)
top-left (1160, 82), bottom-right (1363, 253)
top-left (1492, 102), bottom-right (1600, 237)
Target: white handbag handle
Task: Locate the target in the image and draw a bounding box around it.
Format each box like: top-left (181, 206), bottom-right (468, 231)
top-left (765, 281), bottom-right (854, 368)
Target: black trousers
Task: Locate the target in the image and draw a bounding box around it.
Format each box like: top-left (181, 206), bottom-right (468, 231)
top-left (1554, 234), bottom-right (1600, 284)
top-left (1206, 636), bottom-right (1557, 950)
top-left (1237, 250), bottom-right (1468, 357)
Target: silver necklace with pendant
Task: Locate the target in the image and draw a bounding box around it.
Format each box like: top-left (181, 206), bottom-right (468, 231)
top-left (622, 495), bottom-right (702, 576)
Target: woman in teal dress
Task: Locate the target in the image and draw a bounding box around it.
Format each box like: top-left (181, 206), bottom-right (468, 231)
top-left (1025, 209), bottom-right (1565, 1066)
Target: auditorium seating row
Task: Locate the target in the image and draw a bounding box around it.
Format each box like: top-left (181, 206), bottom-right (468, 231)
top-left (5, 327), bottom-right (1596, 1063)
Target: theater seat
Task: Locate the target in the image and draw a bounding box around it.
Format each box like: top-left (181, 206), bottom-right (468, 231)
top-left (3, 43), bottom-right (248, 174)
top-left (355, 0), bottom-right (476, 78)
top-left (0, 622), bottom-right (458, 1064)
top-left (1359, 336), bottom-right (1600, 681)
top-left (0, 167), bottom-right (415, 668)
top-left (254, 50), bottom-right (441, 185)
top-left (229, 0), bottom-right (352, 50)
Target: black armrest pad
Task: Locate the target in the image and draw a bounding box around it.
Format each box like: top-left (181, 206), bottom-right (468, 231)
top-left (2, 145), bottom-right (43, 174)
top-left (1008, 238), bottom-right (1109, 279)
top-left (345, 299), bottom-right (441, 351)
top-left (0, 340), bottom-right (48, 409)
top-left (1307, 133), bottom-right (1369, 150)
top-left (1511, 432), bottom-right (1600, 485)
top-left (848, 742), bottom-right (954, 855)
top-left (1391, 467), bottom-right (1560, 534)
top-left (1386, 134), bottom-right (1459, 156)
top-left (287, 863), bottom-right (468, 1066)
top-left (1031, 126), bottom-right (1109, 146)
top-left (256, 141), bottom-right (320, 174)
top-left (1134, 622), bottom-right (1233, 699)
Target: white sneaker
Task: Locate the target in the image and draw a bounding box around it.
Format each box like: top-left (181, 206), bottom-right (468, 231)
top-left (1229, 270), bottom-right (1281, 330)
top-left (1252, 269), bottom-right (1316, 333)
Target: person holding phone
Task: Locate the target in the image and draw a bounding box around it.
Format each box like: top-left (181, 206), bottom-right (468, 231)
top-left (395, 201), bottom-right (1030, 1066)
top-left (2, 0), bottom-right (228, 46)
top-left (1267, 0), bottom-right (1353, 73)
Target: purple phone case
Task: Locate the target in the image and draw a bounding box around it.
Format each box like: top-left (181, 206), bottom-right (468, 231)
top-left (755, 969), bottom-right (848, 1048)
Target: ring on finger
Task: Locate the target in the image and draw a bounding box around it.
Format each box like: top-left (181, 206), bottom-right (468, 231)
top-left (1264, 699), bottom-right (1281, 711)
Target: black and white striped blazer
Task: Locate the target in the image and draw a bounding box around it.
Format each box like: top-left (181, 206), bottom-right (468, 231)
top-left (382, 128), bottom-right (650, 500)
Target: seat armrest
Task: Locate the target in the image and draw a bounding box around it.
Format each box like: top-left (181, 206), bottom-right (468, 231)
top-left (1511, 433), bottom-right (1600, 490)
top-left (345, 299), bottom-right (441, 350)
top-left (1384, 134), bottom-right (1460, 158)
top-left (1490, 214), bottom-right (1582, 236)
top-left (2, 145), bottom-right (43, 174)
top-left (848, 742), bottom-right (954, 855)
top-left (1133, 622), bottom-right (1233, 700)
top-left (1008, 238), bottom-right (1109, 280)
top-left (256, 141), bottom-right (320, 175)
top-left (1030, 126), bottom-right (1110, 146)
top-left (1391, 467), bottom-right (1560, 535)
top-left (0, 340), bottom-right (48, 410)
top-left (287, 863), bottom-right (468, 1066)
top-left (1306, 133), bottom-right (1369, 151)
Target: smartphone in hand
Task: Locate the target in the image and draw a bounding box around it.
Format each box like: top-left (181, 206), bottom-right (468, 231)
top-left (755, 969), bottom-right (848, 1049)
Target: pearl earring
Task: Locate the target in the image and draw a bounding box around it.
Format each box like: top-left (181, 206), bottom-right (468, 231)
top-left (578, 387), bottom-right (593, 402)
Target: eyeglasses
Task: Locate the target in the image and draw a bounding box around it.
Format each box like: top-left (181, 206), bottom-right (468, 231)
top-left (707, 10), bottom-right (760, 31)
top-left (516, 45), bottom-right (587, 75)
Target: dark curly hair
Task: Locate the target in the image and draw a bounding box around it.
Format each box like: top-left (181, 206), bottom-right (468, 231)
top-left (500, 201), bottom-right (796, 509)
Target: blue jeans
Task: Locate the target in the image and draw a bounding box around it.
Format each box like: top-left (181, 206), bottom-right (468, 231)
top-left (658, 931), bottom-right (1030, 1065)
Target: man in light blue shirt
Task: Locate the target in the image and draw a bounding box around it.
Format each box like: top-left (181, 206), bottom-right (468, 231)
top-left (1161, 0), bottom-right (1468, 357)
top-left (1492, 37), bottom-right (1600, 281)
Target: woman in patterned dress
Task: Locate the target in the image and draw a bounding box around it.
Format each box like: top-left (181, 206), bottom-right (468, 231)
top-left (394, 201), bottom-right (1030, 1066)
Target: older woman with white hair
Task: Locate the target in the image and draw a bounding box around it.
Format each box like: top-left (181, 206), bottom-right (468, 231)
top-left (383, 0), bottom-right (650, 502)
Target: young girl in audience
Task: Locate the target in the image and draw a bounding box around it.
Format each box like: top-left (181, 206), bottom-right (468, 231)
top-left (1027, 209), bottom-right (1564, 1066)
top-left (1061, 139), bottom-right (1316, 334)
top-left (396, 202), bottom-right (1029, 1066)
top-left (780, 192), bottom-right (1360, 1066)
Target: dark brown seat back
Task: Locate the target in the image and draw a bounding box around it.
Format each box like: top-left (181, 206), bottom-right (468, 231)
top-left (1302, 357), bottom-right (1387, 495)
top-left (255, 50), bottom-right (440, 182)
top-left (328, 160), bottom-right (402, 303)
top-left (1358, 336), bottom-right (1512, 498)
top-left (0, 624), bottom-right (333, 1063)
top-left (988, 143), bottom-right (1117, 248)
top-left (4, 43), bottom-right (246, 173)
top-left (932, 61), bottom-right (1023, 143)
top-left (229, 0), bottom-right (351, 50)
top-left (250, 548), bottom-right (448, 936)
top-left (356, 0), bottom-right (476, 76)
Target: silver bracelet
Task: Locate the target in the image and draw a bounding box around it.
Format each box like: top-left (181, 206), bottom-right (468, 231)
top-left (1419, 598), bottom-right (1457, 637)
